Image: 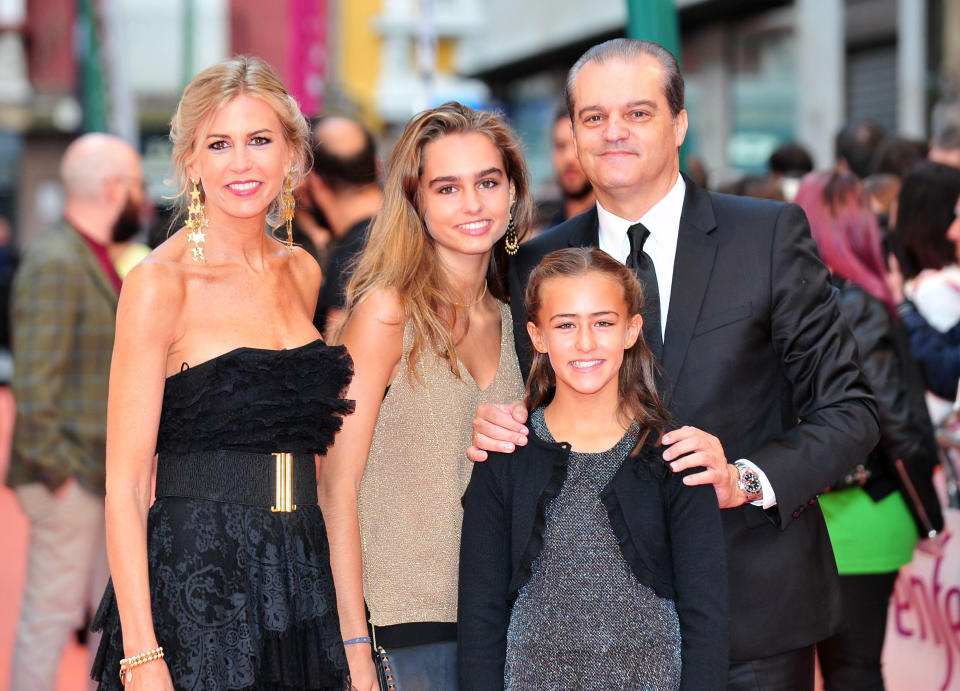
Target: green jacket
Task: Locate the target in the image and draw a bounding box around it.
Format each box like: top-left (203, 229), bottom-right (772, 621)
top-left (7, 222), bottom-right (118, 493)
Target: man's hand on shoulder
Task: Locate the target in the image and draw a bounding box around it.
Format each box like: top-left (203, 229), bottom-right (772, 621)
top-left (662, 426), bottom-right (746, 508)
top-left (467, 401), bottom-right (529, 462)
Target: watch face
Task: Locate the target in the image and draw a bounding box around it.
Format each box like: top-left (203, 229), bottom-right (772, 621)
top-left (741, 471), bottom-right (762, 496)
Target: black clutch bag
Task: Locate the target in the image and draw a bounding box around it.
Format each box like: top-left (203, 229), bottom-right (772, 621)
top-left (373, 641), bottom-right (397, 691)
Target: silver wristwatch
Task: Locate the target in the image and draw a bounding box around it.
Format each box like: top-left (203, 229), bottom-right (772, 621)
top-left (734, 461), bottom-right (763, 502)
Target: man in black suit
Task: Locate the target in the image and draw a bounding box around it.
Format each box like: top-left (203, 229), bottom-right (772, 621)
top-left (469, 38), bottom-right (879, 689)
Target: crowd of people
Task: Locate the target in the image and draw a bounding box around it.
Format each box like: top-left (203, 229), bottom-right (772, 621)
top-left (5, 34), bottom-right (960, 691)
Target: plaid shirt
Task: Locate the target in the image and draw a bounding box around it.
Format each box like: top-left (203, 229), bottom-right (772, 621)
top-left (7, 222), bottom-right (118, 493)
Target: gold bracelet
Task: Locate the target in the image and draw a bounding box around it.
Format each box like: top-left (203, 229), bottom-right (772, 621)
top-left (119, 646), bottom-right (164, 686)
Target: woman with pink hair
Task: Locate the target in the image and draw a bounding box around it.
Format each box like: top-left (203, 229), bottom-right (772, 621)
top-left (795, 171), bottom-right (942, 690)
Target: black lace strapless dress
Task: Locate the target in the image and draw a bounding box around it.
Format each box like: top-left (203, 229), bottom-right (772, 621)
top-left (91, 340), bottom-right (354, 690)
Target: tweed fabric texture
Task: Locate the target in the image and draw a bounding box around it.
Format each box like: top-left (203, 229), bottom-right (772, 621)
top-left (8, 223), bottom-right (118, 493)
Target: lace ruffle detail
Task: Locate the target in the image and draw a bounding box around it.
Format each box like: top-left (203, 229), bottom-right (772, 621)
top-left (157, 341), bottom-right (354, 455)
top-left (92, 499), bottom-right (349, 690)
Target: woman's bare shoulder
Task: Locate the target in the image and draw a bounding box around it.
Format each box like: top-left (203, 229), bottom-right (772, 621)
top-left (352, 286), bottom-right (406, 328)
top-left (285, 244), bottom-right (323, 291)
top-left (139, 228), bottom-right (210, 276)
top-left (120, 239), bottom-right (191, 315)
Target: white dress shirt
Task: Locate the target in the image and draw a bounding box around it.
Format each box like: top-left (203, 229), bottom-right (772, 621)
top-left (594, 174), bottom-right (777, 508)
top-left (597, 175), bottom-right (684, 340)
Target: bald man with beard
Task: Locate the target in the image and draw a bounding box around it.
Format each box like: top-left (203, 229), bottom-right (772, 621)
top-left (7, 133), bottom-right (144, 689)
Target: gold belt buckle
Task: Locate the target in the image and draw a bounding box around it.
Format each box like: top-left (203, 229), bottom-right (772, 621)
top-left (271, 452), bottom-right (297, 512)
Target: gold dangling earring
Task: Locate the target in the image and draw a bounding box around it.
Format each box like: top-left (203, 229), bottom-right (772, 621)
top-left (186, 178), bottom-right (208, 264)
top-left (281, 174), bottom-right (295, 251)
top-left (504, 211), bottom-right (519, 256)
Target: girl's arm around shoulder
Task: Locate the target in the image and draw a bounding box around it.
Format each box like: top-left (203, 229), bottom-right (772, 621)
top-left (667, 469), bottom-right (728, 691)
top-left (459, 447), bottom-right (513, 691)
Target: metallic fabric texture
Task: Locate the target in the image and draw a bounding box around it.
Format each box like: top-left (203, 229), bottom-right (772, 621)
top-left (505, 408), bottom-right (682, 690)
top-left (359, 301), bottom-right (524, 627)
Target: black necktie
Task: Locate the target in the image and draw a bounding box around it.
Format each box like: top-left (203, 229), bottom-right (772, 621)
top-left (626, 222), bottom-right (663, 362)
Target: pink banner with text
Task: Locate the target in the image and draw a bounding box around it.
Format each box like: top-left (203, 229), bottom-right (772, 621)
top-left (285, 0), bottom-right (327, 117)
top-left (884, 488), bottom-right (960, 689)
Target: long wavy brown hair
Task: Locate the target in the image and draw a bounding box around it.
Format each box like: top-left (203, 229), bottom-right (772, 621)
top-left (524, 248), bottom-right (671, 451)
top-left (339, 102), bottom-right (534, 379)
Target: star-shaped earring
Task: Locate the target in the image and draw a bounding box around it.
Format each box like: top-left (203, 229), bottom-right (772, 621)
top-left (186, 179), bottom-right (208, 265)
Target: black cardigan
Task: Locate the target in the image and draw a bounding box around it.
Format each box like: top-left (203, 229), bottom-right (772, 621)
top-left (457, 430), bottom-right (728, 691)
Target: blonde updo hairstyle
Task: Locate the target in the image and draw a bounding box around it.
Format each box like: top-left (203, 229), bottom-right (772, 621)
top-left (169, 55), bottom-right (311, 229)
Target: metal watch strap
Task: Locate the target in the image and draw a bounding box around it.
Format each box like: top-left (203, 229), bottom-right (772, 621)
top-left (734, 461), bottom-right (763, 502)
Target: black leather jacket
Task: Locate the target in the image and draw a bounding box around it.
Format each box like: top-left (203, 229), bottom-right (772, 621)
top-left (834, 278), bottom-right (944, 537)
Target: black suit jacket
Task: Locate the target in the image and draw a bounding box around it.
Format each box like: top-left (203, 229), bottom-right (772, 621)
top-left (507, 177), bottom-right (880, 660)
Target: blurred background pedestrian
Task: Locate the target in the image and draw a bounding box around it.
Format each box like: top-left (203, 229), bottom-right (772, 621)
top-left (6, 133), bottom-right (142, 690)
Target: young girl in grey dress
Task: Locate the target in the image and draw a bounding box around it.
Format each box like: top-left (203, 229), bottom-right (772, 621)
top-left (458, 248), bottom-right (729, 690)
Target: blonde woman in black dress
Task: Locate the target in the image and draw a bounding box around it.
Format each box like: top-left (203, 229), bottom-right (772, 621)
top-left (91, 57), bottom-right (351, 690)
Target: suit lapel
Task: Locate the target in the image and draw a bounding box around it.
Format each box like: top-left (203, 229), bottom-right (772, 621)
top-left (566, 206), bottom-right (599, 248)
top-left (661, 180), bottom-right (717, 397)
top-left (69, 226), bottom-right (120, 310)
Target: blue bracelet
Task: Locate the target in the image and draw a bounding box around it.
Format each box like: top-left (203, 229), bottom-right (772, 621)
top-left (343, 636), bottom-right (372, 646)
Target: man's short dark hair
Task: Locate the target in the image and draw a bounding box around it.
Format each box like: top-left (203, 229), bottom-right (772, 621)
top-left (565, 38), bottom-right (684, 122)
top-left (834, 121), bottom-right (886, 179)
top-left (870, 136), bottom-right (928, 178)
top-left (768, 142), bottom-right (813, 176)
top-left (934, 124), bottom-right (960, 151)
top-left (311, 117), bottom-right (378, 190)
